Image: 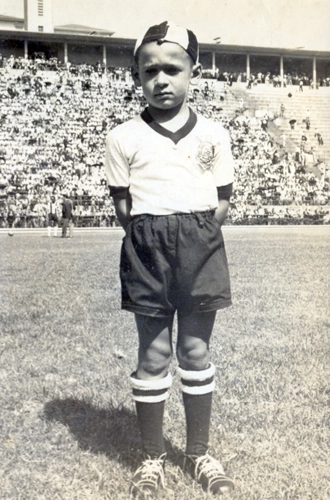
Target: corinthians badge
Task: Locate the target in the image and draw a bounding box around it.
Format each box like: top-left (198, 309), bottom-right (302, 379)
top-left (196, 136), bottom-right (216, 170)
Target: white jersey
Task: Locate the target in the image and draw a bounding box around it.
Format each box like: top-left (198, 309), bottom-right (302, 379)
top-left (105, 108), bottom-right (234, 216)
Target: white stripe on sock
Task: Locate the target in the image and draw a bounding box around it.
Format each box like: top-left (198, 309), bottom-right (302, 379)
top-left (133, 392), bottom-right (170, 403)
top-left (177, 362), bottom-right (215, 382)
top-left (130, 372), bottom-right (172, 391)
top-left (180, 380), bottom-right (215, 395)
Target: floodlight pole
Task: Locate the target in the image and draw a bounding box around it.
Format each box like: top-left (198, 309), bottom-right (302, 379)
top-left (24, 40), bottom-right (28, 59)
top-left (64, 42), bottom-right (68, 64)
top-left (212, 50), bottom-right (216, 76)
top-left (103, 45), bottom-right (107, 67)
top-left (280, 56), bottom-right (284, 87)
top-left (246, 54), bottom-right (250, 81)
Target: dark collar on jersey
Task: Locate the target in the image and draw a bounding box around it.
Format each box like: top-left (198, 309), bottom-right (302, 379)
top-left (141, 107), bottom-right (197, 145)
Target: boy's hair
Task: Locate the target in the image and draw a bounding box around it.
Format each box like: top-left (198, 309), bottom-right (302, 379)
top-left (134, 21), bottom-right (199, 64)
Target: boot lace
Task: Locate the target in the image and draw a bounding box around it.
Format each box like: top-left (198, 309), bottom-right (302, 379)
top-left (131, 454), bottom-right (166, 493)
top-left (194, 454), bottom-right (226, 482)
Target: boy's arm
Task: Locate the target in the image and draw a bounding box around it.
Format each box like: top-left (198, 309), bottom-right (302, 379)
top-left (111, 187), bottom-right (132, 231)
top-left (214, 199), bottom-right (230, 226)
top-left (214, 184), bottom-right (233, 226)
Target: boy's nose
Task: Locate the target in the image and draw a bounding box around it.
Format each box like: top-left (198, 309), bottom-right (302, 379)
top-left (155, 72), bottom-right (168, 87)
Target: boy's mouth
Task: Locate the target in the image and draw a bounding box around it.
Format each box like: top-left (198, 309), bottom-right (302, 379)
top-left (155, 91), bottom-right (172, 98)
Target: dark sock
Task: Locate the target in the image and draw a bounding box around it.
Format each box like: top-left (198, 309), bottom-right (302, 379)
top-left (131, 372), bottom-right (172, 458)
top-left (178, 363), bottom-right (215, 456)
top-left (136, 400), bottom-right (166, 458)
top-left (183, 391), bottom-right (212, 456)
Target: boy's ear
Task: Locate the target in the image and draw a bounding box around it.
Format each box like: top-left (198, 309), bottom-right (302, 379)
top-left (190, 63), bottom-right (202, 85)
top-left (131, 64), bottom-right (142, 88)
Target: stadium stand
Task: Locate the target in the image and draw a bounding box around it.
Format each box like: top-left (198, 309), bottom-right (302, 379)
top-left (0, 55), bottom-right (329, 228)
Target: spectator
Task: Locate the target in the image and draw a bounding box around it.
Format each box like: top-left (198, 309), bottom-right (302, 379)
top-left (61, 195), bottom-right (74, 238)
top-left (289, 119), bottom-right (296, 130)
top-left (315, 132), bottom-right (323, 146)
top-left (47, 194), bottom-right (59, 237)
top-left (305, 116), bottom-right (310, 130)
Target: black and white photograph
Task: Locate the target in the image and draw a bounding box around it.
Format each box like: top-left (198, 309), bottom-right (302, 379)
top-left (1, 1), bottom-right (329, 498)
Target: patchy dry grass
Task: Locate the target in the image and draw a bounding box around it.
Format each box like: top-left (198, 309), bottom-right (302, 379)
top-left (0, 227), bottom-right (329, 499)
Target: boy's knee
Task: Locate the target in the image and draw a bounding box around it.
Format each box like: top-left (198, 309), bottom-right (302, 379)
top-left (135, 314), bottom-right (173, 379)
top-left (138, 343), bottom-right (172, 379)
top-left (177, 340), bottom-right (209, 371)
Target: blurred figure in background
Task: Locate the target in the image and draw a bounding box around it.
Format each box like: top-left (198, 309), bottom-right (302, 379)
top-left (47, 195), bottom-right (59, 237)
top-left (61, 195), bottom-right (74, 238)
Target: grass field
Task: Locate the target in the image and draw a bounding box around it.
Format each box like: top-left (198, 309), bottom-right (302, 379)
top-left (1, 227), bottom-right (329, 500)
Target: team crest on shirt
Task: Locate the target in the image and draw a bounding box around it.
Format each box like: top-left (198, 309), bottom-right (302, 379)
top-left (196, 136), bottom-right (216, 170)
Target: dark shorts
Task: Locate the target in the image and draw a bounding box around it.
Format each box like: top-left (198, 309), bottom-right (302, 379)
top-left (120, 211), bottom-right (232, 318)
top-left (48, 213), bottom-right (59, 224)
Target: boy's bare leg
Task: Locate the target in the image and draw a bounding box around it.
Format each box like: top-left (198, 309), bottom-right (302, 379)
top-left (136, 314), bottom-right (174, 380)
top-left (177, 311), bottom-right (234, 493)
top-left (129, 314), bottom-right (174, 496)
top-left (177, 311), bottom-right (215, 370)
top-left (177, 311), bottom-right (216, 456)
top-left (131, 314), bottom-right (174, 457)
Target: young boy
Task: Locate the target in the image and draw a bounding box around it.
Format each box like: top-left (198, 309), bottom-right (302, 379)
top-left (105, 21), bottom-right (235, 497)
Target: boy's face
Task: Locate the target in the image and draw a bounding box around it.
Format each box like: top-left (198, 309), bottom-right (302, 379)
top-left (135, 41), bottom-right (200, 111)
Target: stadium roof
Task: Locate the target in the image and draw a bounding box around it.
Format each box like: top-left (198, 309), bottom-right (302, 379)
top-left (0, 9), bottom-right (329, 59)
top-left (0, 16), bottom-right (114, 37)
top-left (1, 0), bottom-right (330, 51)
top-left (0, 14), bottom-right (23, 22)
top-left (1, 27), bottom-right (329, 60)
top-left (54, 24), bottom-right (114, 36)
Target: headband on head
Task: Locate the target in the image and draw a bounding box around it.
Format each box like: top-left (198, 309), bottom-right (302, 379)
top-left (134, 21), bottom-right (199, 64)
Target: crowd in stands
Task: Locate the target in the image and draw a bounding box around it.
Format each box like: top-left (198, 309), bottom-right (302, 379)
top-left (0, 52), bottom-right (130, 81)
top-left (203, 68), bottom-right (330, 89)
top-left (0, 54), bottom-right (329, 229)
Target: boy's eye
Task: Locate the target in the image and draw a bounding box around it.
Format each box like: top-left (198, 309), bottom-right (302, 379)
top-left (145, 68), bottom-right (158, 75)
top-left (166, 67), bottom-right (180, 75)
top-left (144, 67), bottom-right (180, 76)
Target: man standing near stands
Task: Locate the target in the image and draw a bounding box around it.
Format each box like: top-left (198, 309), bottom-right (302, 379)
top-left (305, 116), bottom-right (310, 130)
top-left (61, 194), bottom-right (74, 238)
top-left (47, 195), bottom-right (59, 237)
top-left (315, 131), bottom-right (323, 146)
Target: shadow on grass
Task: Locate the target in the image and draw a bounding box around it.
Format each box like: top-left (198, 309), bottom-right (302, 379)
top-left (44, 398), bottom-right (182, 470)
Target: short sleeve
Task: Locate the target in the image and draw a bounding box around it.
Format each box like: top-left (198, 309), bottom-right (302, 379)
top-left (212, 127), bottom-right (235, 187)
top-left (105, 130), bottom-right (130, 189)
